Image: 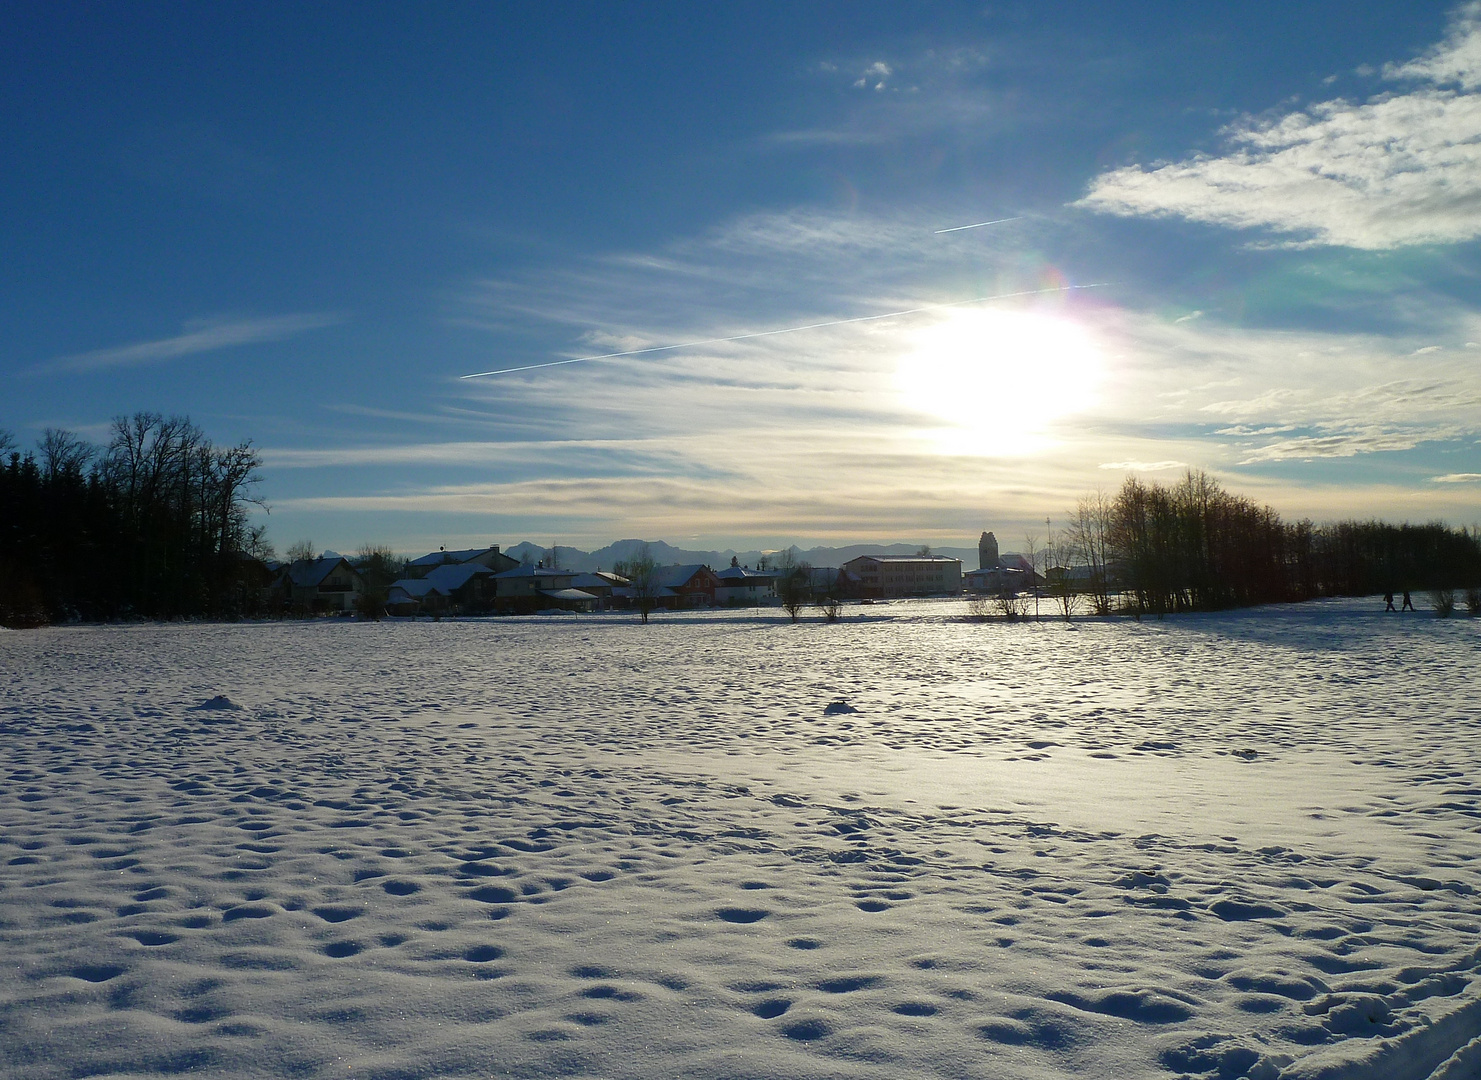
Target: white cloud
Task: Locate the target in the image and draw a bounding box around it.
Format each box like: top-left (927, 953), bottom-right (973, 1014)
top-left (1077, 7), bottom-right (1481, 249)
top-left (1087, 309), bottom-right (1481, 473)
top-left (1429, 472), bottom-right (1481, 482)
top-left (1236, 428), bottom-right (1456, 464)
top-left (853, 61), bottom-right (893, 91)
top-left (1097, 460), bottom-right (1188, 472)
top-left (1387, 2), bottom-right (1481, 87)
top-left (42, 312), bottom-right (343, 373)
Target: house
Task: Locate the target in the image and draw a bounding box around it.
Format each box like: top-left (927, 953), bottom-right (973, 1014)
top-left (714, 560), bottom-right (777, 606)
top-left (839, 555), bottom-right (962, 599)
top-left (274, 557), bottom-right (365, 612)
top-left (386, 578), bottom-right (449, 616)
top-left (423, 562), bottom-right (498, 612)
top-left (965, 555), bottom-right (1041, 594)
top-left (964, 565), bottom-right (1029, 594)
top-left (383, 563), bottom-right (498, 616)
top-left (655, 564), bottom-right (720, 608)
top-left (569, 572), bottom-right (624, 610)
top-left (493, 563), bottom-right (596, 613)
top-left (404, 544), bottom-right (518, 579)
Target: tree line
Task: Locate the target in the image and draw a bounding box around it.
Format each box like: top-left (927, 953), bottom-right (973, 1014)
top-left (4, 420), bottom-right (1477, 627)
top-left (1050, 470), bottom-right (1481, 616)
top-left (0, 414), bottom-right (266, 625)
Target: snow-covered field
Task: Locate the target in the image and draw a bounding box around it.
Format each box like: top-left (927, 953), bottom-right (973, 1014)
top-left (2, 599), bottom-right (1479, 1080)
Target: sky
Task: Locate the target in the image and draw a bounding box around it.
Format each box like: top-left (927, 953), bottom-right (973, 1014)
top-left (4, 1), bottom-right (1479, 556)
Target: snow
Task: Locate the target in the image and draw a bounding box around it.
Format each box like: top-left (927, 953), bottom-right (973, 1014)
top-left (1, 598), bottom-right (1477, 1079)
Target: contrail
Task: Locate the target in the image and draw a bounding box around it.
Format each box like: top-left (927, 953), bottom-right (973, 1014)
top-left (459, 282), bottom-right (1104, 379)
top-left (933, 216), bottom-right (1020, 234)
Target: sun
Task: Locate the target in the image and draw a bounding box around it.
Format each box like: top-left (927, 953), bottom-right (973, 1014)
top-left (893, 308), bottom-right (1104, 455)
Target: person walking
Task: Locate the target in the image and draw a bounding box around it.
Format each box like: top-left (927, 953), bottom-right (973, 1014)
top-left (1384, 591), bottom-right (1396, 611)
top-left (1402, 590), bottom-right (1414, 611)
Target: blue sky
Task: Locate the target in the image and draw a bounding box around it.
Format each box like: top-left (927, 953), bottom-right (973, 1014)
top-left (4, 1), bottom-right (1478, 555)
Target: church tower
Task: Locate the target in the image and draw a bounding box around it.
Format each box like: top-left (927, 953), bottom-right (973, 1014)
top-left (979, 531), bottom-right (1000, 570)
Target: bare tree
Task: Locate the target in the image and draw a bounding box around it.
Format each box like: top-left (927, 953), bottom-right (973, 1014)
top-left (39, 428), bottom-right (95, 483)
top-left (622, 543), bottom-right (661, 623)
top-left (245, 524), bottom-right (276, 562)
top-left (1068, 490), bottom-right (1114, 615)
top-left (1044, 521), bottom-right (1078, 620)
top-left (1022, 531), bottom-right (1041, 620)
top-left (286, 539), bottom-right (316, 564)
top-left (777, 550), bottom-right (811, 623)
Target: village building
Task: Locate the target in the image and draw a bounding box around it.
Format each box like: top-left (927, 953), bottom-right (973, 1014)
top-left (568, 572), bottom-right (624, 610)
top-left (383, 562), bottom-right (498, 616)
top-left (979, 531), bottom-right (1001, 569)
top-left (385, 578), bottom-right (449, 616)
top-left (273, 557), bottom-right (365, 613)
top-left (404, 544), bottom-right (518, 579)
top-left (714, 558), bottom-right (777, 606)
top-left (839, 555), bottom-right (962, 599)
top-left (493, 563), bottom-right (598, 613)
top-left (964, 553), bottom-right (1041, 594)
top-left (654, 564), bottom-right (721, 608)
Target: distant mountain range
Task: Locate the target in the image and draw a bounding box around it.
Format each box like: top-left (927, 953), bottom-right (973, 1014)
top-left (501, 539), bottom-right (987, 573)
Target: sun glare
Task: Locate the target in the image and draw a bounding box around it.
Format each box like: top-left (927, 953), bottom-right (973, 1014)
top-left (894, 308), bottom-right (1104, 455)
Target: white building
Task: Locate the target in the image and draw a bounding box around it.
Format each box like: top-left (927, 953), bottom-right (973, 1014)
top-left (840, 555), bottom-right (962, 598)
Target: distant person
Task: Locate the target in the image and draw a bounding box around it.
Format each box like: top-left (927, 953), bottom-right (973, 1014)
top-left (1384, 591), bottom-right (1396, 612)
top-left (1402, 590), bottom-right (1414, 611)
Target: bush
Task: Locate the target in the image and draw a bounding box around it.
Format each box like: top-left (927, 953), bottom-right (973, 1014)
top-left (1430, 589), bottom-right (1456, 617)
top-left (1466, 588), bottom-right (1481, 616)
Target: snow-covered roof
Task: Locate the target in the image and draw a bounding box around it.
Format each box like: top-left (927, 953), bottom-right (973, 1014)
top-left (657, 564), bottom-right (711, 588)
top-left (286, 557), bottom-right (353, 588)
top-left (569, 573), bottom-right (613, 590)
top-left (406, 546), bottom-right (497, 568)
top-left (715, 566), bottom-right (775, 582)
top-left (388, 578), bottom-right (446, 599)
top-left (538, 588), bottom-right (598, 602)
top-left (844, 555), bottom-right (962, 567)
top-left (495, 564), bottom-right (575, 580)
top-left (422, 562), bottom-right (493, 591)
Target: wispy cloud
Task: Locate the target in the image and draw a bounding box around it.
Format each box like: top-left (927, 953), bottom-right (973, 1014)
top-left (283, 204), bottom-right (1481, 547)
top-left (40, 312), bottom-right (344, 374)
top-left (1430, 472), bottom-right (1481, 483)
top-left (1097, 460), bottom-right (1188, 472)
top-left (1077, 7), bottom-right (1481, 248)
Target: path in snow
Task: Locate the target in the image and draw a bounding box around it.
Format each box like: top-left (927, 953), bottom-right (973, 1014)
top-left (1, 599), bottom-right (1478, 1079)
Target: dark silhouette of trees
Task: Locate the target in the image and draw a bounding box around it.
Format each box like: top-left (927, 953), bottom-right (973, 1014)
top-left (0, 413), bottom-right (266, 625)
top-left (1081, 470), bottom-right (1481, 615)
top-left (353, 543), bottom-right (404, 620)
